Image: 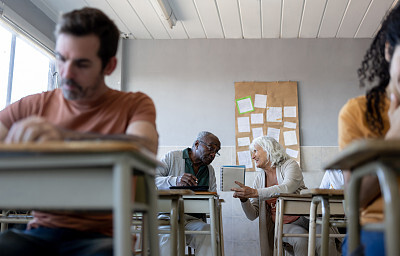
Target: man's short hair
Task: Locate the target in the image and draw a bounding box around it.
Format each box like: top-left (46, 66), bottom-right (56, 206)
top-left (55, 7), bottom-right (120, 69)
top-left (193, 131), bottom-right (218, 147)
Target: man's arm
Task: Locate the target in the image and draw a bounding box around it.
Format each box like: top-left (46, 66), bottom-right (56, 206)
top-left (0, 122), bottom-right (8, 141)
top-left (125, 120), bottom-right (158, 154)
top-left (3, 116), bottom-right (158, 154)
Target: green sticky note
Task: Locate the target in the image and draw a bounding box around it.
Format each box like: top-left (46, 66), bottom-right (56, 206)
top-left (236, 96), bottom-right (254, 114)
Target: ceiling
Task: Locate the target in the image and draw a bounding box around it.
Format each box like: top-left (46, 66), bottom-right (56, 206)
top-left (31, 0), bottom-right (398, 40)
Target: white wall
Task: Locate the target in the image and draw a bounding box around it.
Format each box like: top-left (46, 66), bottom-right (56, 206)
top-left (123, 38), bottom-right (371, 147)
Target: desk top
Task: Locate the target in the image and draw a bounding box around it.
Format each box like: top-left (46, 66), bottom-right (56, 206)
top-left (271, 193), bottom-right (312, 198)
top-left (158, 189), bottom-right (195, 196)
top-left (300, 189), bottom-right (344, 196)
top-left (324, 139), bottom-right (400, 170)
top-left (194, 191), bottom-right (218, 195)
top-left (0, 141), bottom-right (159, 165)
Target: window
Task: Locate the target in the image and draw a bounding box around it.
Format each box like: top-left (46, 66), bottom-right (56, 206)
top-left (0, 20), bottom-right (55, 110)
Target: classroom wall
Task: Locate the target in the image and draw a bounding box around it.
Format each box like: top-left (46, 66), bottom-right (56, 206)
top-left (123, 39), bottom-right (369, 254)
top-left (123, 38), bottom-right (371, 147)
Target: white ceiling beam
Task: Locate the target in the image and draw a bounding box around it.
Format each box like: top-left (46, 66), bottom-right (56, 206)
top-left (261, 0), bottom-right (282, 38)
top-left (194, 0), bottom-right (224, 38)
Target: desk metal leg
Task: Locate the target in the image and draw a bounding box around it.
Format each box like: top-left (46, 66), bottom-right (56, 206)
top-left (320, 197), bottom-right (330, 256)
top-left (209, 197), bottom-right (218, 256)
top-left (113, 160), bottom-right (132, 256)
top-left (170, 199), bottom-right (178, 256)
top-left (308, 196), bottom-right (330, 256)
top-left (217, 200), bottom-right (225, 256)
top-left (145, 174), bottom-right (160, 256)
top-left (274, 198), bottom-right (284, 256)
top-left (178, 198), bottom-right (185, 256)
top-left (308, 198), bottom-right (318, 256)
top-left (1, 210), bottom-right (9, 232)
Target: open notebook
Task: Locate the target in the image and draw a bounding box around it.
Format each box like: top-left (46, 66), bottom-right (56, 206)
top-left (220, 165), bottom-right (246, 191)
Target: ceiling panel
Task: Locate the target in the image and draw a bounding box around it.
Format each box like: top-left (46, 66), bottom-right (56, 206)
top-left (28, 0), bottom-right (395, 39)
top-left (261, 0), bottom-right (282, 38)
top-left (194, 0), bottom-right (224, 38)
top-left (299, 0), bottom-right (327, 38)
top-left (215, 0), bottom-right (242, 38)
top-left (337, 0), bottom-right (372, 38)
top-left (149, 0), bottom-right (188, 39)
top-left (128, 0), bottom-right (170, 39)
top-left (281, 0), bottom-right (305, 38)
top-left (170, 0), bottom-right (205, 38)
top-left (318, 0), bottom-right (348, 38)
top-left (106, 0), bottom-right (151, 39)
top-left (239, 0), bottom-right (262, 38)
top-left (356, 0), bottom-right (395, 38)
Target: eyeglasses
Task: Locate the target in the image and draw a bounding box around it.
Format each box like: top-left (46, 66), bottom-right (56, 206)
top-left (199, 140), bottom-right (220, 157)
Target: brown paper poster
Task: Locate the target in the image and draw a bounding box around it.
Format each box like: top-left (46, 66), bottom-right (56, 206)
top-left (235, 81), bottom-right (300, 171)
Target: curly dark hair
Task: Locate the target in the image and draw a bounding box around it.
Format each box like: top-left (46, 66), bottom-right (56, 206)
top-left (358, 3), bottom-right (400, 135)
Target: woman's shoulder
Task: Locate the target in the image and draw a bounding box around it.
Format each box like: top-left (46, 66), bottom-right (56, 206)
top-left (280, 158), bottom-right (301, 171)
top-left (341, 95), bottom-right (366, 113)
top-left (283, 158), bottom-right (299, 166)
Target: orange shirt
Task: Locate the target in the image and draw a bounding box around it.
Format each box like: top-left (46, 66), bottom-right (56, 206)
top-left (338, 95), bottom-right (400, 225)
top-left (338, 95), bottom-right (389, 150)
top-left (0, 88), bottom-right (156, 236)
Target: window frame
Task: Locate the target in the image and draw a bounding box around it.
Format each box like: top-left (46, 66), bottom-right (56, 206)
top-left (0, 5), bottom-right (56, 108)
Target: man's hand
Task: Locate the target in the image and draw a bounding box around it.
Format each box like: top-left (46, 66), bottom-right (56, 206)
top-left (386, 93), bottom-right (400, 139)
top-left (177, 173), bottom-right (198, 186)
top-left (4, 116), bottom-right (63, 143)
top-left (231, 181), bottom-right (258, 201)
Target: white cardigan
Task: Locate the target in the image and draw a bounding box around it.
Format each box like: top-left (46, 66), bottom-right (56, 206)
top-left (241, 158), bottom-right (307, 256)
top-left (155, 149), bottom-right (217, 192)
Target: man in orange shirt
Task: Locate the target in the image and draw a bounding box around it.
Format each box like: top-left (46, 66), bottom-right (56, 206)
top-left (0, 7), bottom-right (158, 256)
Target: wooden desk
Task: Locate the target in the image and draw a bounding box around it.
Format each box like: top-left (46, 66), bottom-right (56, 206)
top-left (0, 141), bottom-right (160, 256)
top-left (324, 139), bottom-right (400, 256)
top-left (157, 191), bottom-right (224, 256)
top-left (272, 193), bottom-right (344, 256)
top-left (300, 189), bottom-right (345, 256)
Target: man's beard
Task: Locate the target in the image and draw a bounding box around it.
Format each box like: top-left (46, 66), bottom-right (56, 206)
top-left (61, 79), bottom-right (83, 100)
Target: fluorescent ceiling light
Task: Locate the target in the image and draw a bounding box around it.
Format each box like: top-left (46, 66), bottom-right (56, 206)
top-left (151, 0), bottom-right (176, 29)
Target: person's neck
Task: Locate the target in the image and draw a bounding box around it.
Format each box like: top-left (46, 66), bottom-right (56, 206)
top-left (264, 165), bottom-right (276, 175)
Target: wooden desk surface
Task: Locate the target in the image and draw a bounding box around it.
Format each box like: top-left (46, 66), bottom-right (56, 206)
top-left (194, 191), bottom-right (218, 195)
top-left (324, 139), bottom-right (400, 170)
top-left (158, 189), bottom-right (195, 196)
top-left (0, 141), bottom-right (159, 166)
top-left (300, 189), bottom-right (344, 196)
top-left (271, 192), bottom-right (312, 198)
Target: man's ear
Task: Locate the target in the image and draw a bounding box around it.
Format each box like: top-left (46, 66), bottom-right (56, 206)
top-left (385, 42), bottom-right (392, 63)
top-left (103, 56), bottom-right (117, 75)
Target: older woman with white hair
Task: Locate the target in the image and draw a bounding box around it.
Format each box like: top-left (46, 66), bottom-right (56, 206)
top-left (232, 136), bottom-right (337, 256)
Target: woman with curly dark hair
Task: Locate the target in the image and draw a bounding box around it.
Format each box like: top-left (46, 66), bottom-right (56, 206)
top-left (339, 3), bottom-right (400, 255)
